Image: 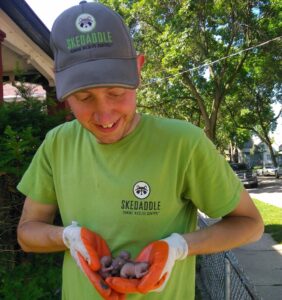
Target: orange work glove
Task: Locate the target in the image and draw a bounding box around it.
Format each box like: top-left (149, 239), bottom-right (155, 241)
top-left (106, 233), bottom-right (188, 294)
top-left (78, 253), bottom-right (126, 300)
top-left (63, 221), bottom-right (126, 299)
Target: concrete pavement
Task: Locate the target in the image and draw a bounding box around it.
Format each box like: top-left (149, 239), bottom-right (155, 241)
top-left (249, 190), bottom-right (282, 208)
top-left (233, 234), bottom-right (282, 300)
top-left (200, 178), bottom-right (282, 299)
top-left (234, 179), bottom-right (282, 299)
top-left (248, 177), bottom-right (282, 208)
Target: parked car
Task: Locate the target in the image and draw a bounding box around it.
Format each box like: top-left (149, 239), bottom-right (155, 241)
top-left (275, 165), bottom-right (282, 178)
top-left (229, 162), bottom-right (258, 188)
top-left (262, 164), bottom-right (278, 176)
top-left (254, 166), bottom-right (263, 176)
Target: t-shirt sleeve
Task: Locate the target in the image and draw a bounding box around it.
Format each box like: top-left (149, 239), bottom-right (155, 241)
top-left (184, 130), bottom-right (243, 218)
top-left (17, 133), bottom-right (57, 205)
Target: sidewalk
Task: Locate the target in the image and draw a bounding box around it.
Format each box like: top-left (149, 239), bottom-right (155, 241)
top-left (233, 233), bottom-right (282, 300)
top-left (249, 191), bottom-right (282, 208)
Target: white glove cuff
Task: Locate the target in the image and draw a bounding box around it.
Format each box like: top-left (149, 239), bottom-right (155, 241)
top-left (162, 233), bottom-right (188, 260)
top-left (62, 221), bottom-right (79, 248)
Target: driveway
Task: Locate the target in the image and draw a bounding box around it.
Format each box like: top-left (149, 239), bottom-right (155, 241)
top-left (247, 176), bottom-right (282, 208)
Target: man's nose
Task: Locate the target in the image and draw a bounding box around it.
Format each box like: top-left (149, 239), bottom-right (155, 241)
top-left (93, 98), bottom-right (114, 124)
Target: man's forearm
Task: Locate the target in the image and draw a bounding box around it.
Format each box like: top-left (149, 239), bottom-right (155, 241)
top-left (17, 221), bottom-right (66, 253)
top-left (183, 215), bottom-right (264, 256)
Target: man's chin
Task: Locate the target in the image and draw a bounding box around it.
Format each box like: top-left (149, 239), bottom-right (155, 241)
top-left (94, 134), bottom-right (123, 144)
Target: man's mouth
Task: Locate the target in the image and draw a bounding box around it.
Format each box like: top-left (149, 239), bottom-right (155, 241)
top-left (97, 119), bottom-right (120, 131)
top-left (101, 123), bottom-right (114, 129)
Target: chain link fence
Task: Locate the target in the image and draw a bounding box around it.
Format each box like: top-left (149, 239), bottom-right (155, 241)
top-left (196, 213), bottom-right (262, 300)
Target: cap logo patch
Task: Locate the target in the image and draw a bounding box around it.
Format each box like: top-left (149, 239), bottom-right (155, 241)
top-left (76, 13), bottom-right (96, 32)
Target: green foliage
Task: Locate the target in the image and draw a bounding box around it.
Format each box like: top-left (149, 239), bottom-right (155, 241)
top-left (0, 126), bottom-right (40, 178)
top-left (102, 0), bottom-right (281, 148)
top-left (0, 90), bottom-right (66, 298)
top-left (0, 254), bottom-right (62, 300)
top-left (0, 98), bottom-right (67, 178)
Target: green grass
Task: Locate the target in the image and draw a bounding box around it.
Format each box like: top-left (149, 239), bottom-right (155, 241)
top-left (253, 199), bottom-right (282, 244)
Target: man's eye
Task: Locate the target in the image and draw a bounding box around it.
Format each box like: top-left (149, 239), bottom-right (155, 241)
top-left (79, 96), bottom-right (92, 102)
top-left (109, 92), bottom-right (124, 98)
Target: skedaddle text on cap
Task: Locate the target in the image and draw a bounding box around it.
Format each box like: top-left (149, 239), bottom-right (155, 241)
top-left (66, 32), bottom-right (113, 51)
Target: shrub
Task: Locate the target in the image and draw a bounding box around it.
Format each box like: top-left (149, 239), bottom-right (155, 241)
top-left (0, 254), bottom-right (63, 300)
top-left (0, 94), bottom-right (67, 298)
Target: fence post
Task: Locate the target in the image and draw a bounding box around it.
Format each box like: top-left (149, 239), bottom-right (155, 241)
top-left (224, 257), bottom-right (231, 300)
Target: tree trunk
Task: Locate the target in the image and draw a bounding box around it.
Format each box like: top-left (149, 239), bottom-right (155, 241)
top-left (264, 137), bottom-right (278, 167)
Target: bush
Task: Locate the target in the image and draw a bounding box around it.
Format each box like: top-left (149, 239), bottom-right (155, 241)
top-left (0, 254), bottom-right (63, 300)
top-left (0, 95), bottom-right (67, 298)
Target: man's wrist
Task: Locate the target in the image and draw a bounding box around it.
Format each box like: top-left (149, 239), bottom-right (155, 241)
top-left (162, 233), bottom-right (189, 260)
top-left (62, 221), bottom-right (80, 248)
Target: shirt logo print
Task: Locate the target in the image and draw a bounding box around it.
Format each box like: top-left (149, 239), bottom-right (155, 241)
top-left (133, 181), bottom-right (150, 199)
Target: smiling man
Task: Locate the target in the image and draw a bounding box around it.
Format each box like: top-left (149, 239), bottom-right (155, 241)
top-left (16, 2), bottom-right (263, 300)
top-left (66, 83), bottom-right (143, 144)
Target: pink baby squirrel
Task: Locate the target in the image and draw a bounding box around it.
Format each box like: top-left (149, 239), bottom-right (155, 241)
top-left (99, 250), bottom-right (149, 279)
top-left (120, 261), bottom-right (149, 279)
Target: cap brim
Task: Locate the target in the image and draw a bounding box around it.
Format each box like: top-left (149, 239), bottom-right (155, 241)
top-left (55, 58), bottom-right (139, 101)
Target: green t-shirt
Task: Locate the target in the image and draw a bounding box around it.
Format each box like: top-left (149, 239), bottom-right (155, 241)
top-left (17, 114), bottom-right (243, 300)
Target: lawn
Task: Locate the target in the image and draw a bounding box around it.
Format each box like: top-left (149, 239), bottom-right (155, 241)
top-left (253, 199), bottom-right (282, 244)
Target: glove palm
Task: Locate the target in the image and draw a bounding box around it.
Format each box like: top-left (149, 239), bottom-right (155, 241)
top-left (63, 221), bottom-right (125, 299)
top-left (106, 233), bottom-right (188, 294)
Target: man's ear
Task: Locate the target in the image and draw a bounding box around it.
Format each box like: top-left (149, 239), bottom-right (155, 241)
top-left (136, 54), bottom-right (145, 75)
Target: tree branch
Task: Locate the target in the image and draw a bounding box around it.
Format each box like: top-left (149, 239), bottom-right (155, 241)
top-left (181, 74), bottom-right (210, 124)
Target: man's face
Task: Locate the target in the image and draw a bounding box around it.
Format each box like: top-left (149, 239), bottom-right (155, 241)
top-left (67, 86), bottom-right (139, 144)
top-left (66, 55), bottom-right (144, 144)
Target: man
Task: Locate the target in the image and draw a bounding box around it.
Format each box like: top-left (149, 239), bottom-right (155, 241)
top-left (17, 2), bottom-right (264, 300)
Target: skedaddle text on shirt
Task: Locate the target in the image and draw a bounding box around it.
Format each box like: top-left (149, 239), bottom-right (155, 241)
top-left (121, 200), bottom-right (161, 212)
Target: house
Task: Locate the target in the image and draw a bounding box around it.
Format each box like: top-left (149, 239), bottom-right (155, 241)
top-left (0, 0), bottom-right (66, 111)
top-left (239, 139), bottom-right (282, 167)
top-left (3, 82), bottom-right (46, 102)
top-left (237, 139), bottom-right (254, 166)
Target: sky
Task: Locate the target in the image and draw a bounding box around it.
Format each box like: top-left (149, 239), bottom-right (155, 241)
top-left (25, 0), bottom-right (282, 147)
top-left (25, 0), bottom-right (80, 30)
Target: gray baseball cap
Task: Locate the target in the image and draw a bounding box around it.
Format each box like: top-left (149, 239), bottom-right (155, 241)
top-left (50, 1), bottom-right (139, 101)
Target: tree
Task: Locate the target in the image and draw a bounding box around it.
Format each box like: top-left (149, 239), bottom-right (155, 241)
top-left (226, 86), bottom-right (281, 166)
top-left (224, 0), bottom-right (282, 166)
top-left (102, 0), bottom-right (281, 147)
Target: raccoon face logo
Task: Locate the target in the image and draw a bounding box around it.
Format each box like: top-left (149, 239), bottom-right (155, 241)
top-left (76, 13), bottom-right (96, 33)
top-left (133, 182), bottom-right (150, 199)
